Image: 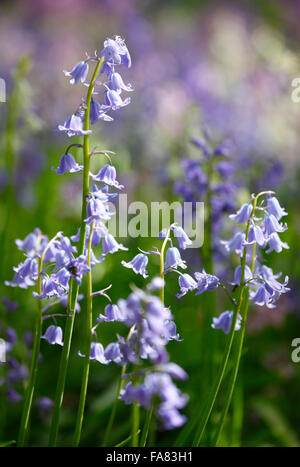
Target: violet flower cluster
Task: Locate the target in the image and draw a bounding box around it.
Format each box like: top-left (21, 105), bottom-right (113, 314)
top-left (85, 277), bottom-right (188, 430)
top-left (174, 132), bottom-right (237, 260)
top-left (227, 194), bottom-right (290, 308)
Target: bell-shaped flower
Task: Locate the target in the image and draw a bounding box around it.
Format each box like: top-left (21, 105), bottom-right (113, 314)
top-left (164, 247), bottom-right (187, 272)
top-left (58, 114), bottom-right (92, 137)
top-left (263, 214), bottom-right (287, 236)
top-left (267, 196), bottom-right (287, 220)
top-left (176, 273), bottom-right (197, 298)
top-left (266, 233), bottom-right (289, 254)
top-left (246, 222), bottom-right (266, 247)
top-left (91, 164), bottom-right (124, 190)
top-left (105, 89), bottom-right (131, 111)
top-left (249, 285), bottom-right (275, 309)
top-left (229, 203), bottom-right (253, 224)
top-left (52, 153), bottom-right (83, 175)
top-left (121, 253), bottom-right (149, 278)
top-left (79, 342), bottom-right (108, 364)
top-left (212, 311), bottom-right (242, 334)
top-left (221, 231), bottom-right (245, 257)
top-left (63, 60), bottom-right (89, 85)
top-left (172, 225), bottom-right (192, 250)
top-left (101, 234), bottom-right (128, 257)
top-left (108, 70), bottom-right (133, 93)
top-left (194, 270), bottom-right (219, 295)
top-left (90, 99), bottom-right (113, 124)
top-left (85, 197), bottom-right (112, 224)
top-left (42, 325), bottom-right (63, 346)
top-left (100, 36), bottom-right (131, 68)
top-left (104, 342), bottom-right (122, 363)
top-left (97, 304), bottom-right (125, 323)
top-left (232, 265), bottom-right (252, 285)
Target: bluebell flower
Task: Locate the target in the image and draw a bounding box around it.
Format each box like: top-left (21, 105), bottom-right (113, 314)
top-left (217, 161), bottom-right (235, 178)
top-left (245, 222), bottom-right (266, 247)
top-left (164, 247), bottom-right (187, 271)
top-left (229, 203), bottom-right (253, 224)
top-left (100, 36), bottom-right (131, 68)
top-left (232, 265), bottom-right (253, 285)
top-left (52, 153), bottom-right (83, 175)
top-left (147, 276), bottom-right (165, 291)
top-left (79, 342), bottom-right (108, 364)
top-left (15, 229), bottom-right (41, 255)
top-left (97, 304), bottom-right (125, 323)
top-left (221, 231), bottom-right (245, 256)
top-left (104, 342), bottom-right (122, 364)
top-left (176, 273), bottom-right (197, 298)
top-left (212, 311), bottom-right (242, 334)
top-left (41, 325), bottom-right (63, 346)
top-left (263, 214), bottom-right (287, 236)
top-left (58, 114), bottom-right (92, 137)
top-left (194, 270), bottom-right (219, 295)
top-left (249, 285), bottom-right (276, 309)
top-left (156, 363), bottom-right (188, 381)
top-left (5, 258), bottom-right (38, 289)
top-left (91, 164), bottom-right (124, 190)
top-left (34, 275), bottom-right (65, 299)
top-left (90, 99), bottom-right (113, 124)
top-left (7, 389), bottom-right (22, 404)
top-left (121, 253), bottom-right (149, 278)
top-left (172, 225), bottom-right (192, 249)
top-left (108, 69), bottom-right (133, 93)
top-left (105, 89), bottom-right (131, 111)
top-left (63, 60), bottom-right (89, 85)
top-left (101, 234), bottom-right (127, 257)
top-left (266, 232), bottom-right (289, 254)
top-left (267, 196), bottom-right (287, 220)
top-left (85, 197), bottom-right (112, 224)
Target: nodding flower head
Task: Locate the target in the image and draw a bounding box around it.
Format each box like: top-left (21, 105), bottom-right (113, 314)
top-left (172, 225), bottom-right (192, 250)
top-left (58, 114), bottom-right (92, 137)
top-left (101, 234), bottom-right (128, 257)
top-left (90, 99), bottom-right (113, 124)
top-left (100, 36), bottom-right (131, 68)
top-left (121, 253), bottom-right (149, 278)
top-left (91, 164), bottom-right (124, 190)
top-left (229, 203), bottom-right (253, 224)
top-left (63, 60), bottom-right (89, 85)
top-left (266, 232), bottom-right (289, 254)
top-left (194, 270), bottom-right (219, 295)
top-left (267, 196), bottom-right (287, 220)
top-left (105, 89), bottom-right (131, 111)
top-left (97, 304), bottom-right (125, 323)
top-left (42, 325), bottom-right (63, 346)
top-left (164, 247), bottom-right (187, 272)
top-left (52, 153), bottom-right (83, 175)
top-left (212, 311), bottom-right (242, 335)
top-left (176, 273), bottom-right (197, 299)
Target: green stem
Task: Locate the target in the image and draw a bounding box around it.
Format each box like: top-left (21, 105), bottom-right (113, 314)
top-left (194, 197), bottom-right (257, 447)
top-left (213, 243), bottom-right (257, 446)
top-left (102, 365), bottom-right (126, 447)
top-left (72, 225), bottom-right (95, 446)
top-left (17, 232), bottom-right (58, 446)
top-left (140, 407), bottom-right (153, 447)
top-left (132, 403), bottom-right (140, 447)
top-left (17, 266), bottom-right (43, 447)
top-left (48, 58), bottom-right (103, 447)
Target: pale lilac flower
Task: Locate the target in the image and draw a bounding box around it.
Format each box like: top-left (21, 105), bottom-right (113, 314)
top-left (232, 265), bottom-right (253, 285)
top-left (164, 247), bottom-right (187, 271)
top-left (194, 270), bottom-right (219, 295)
top-left (172, 225), bottom-right (192, 250)
top-left (266, 233), bottom-right (289, 254)
top-left (101, 234), bottom-right (128, 257)
top-left (97, 304), bottom-right (125, 323)
top-left (91, 164), bottom-right (124, 190)
top-left (212, 311), bottom-right (242, 334)
top-left (263, 214), bottom-right (287, 236)
top-left (105, 89), bottom-right (131, 111)
top-left (52, 153), bottom-right (83, 175)
top-left (229, 203), bottom-right (253, 223)
top-left (58, 114), bottom-right (92, 137)
top-left (109, 69), bottom-right (133, 93)
top-left (79, 342), bottom-right (108, 364)
top-left (267, 196), bottom-right (287, 220)
top-left (90, 99), bottom-right (113, 124)
top-left (221, 232), bottom-right (245, 256)
top-left (121, 253), bottom-right (148, 278)
top-left (63, 60), bottom-right (89, 85)
top-left (41, 325), bottom-right (63, 346)
top-left (176, 273), bottom-right (197, 298)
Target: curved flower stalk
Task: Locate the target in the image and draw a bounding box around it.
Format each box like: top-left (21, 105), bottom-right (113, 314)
top-left (191, 192), bottom-right (290, 446)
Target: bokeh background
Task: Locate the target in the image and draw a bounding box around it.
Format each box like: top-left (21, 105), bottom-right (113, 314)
top-left (0, 0), bottom-right (299, 447)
